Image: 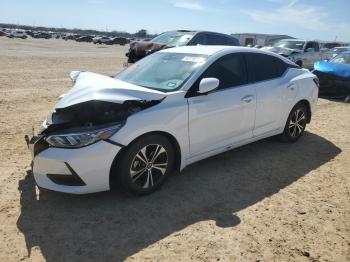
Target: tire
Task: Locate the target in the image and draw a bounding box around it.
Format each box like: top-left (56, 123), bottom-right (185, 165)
top-left (280, 103), bottom-right (308, 142)
top-left (112, 134), bottom-right (175, 195)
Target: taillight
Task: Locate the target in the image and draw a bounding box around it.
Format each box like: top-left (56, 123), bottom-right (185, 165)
top-left (313, 78), bottom-right (320, 88)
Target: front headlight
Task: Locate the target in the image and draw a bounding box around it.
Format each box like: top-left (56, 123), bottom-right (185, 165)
top-left (46, 124), bottom-right (122, 148)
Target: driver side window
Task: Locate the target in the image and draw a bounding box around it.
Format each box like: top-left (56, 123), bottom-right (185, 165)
top-left (201, 53), bottom-right (248, 90)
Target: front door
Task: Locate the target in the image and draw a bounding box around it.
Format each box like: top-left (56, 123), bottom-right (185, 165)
top-left (187, 53), bottom-right (256, 157)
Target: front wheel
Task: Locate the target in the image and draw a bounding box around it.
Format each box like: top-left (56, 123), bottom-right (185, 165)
top-left (112, 134), bottom-right (175, 195)
top-left (280, 104), bottom-right (308, 142)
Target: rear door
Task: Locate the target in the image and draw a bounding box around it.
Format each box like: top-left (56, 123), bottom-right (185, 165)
top-left (245, 53), bottom-right (292, 137)
top-left (187, 53), bottom-right (256, 156)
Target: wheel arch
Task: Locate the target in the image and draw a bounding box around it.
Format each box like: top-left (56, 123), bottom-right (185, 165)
top-left (109, 131), bottom-right (182, 189)
top-left (294, 99), bottom-right (312, 123)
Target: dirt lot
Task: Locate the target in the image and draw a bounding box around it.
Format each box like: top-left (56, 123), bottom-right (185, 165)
top-left (0, 37), bottom-right (349, 262)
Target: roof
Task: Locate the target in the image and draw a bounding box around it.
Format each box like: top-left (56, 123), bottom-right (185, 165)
top-left (159, 45), bottom-right (245, 55)
top-left (159, 45), bottom-right (279, 56)
top-left (162, 30), bottom-right (238, 38)
top-left (232, 33), bottom-right (293, 38)
top-left (278, 39), bottom-right (307, 42)
top-left (159, 45), bottom-right (297, 65)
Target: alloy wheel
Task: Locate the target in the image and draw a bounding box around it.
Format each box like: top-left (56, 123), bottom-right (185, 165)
top-left (288, 109), bottom-right (306, 138)
top-left (129, 144), bottom-right (168, 188)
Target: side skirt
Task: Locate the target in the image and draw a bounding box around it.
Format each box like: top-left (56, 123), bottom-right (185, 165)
top-left (184, 129), bottom-right (283, 168)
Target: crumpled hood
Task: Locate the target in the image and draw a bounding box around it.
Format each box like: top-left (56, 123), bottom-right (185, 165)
top-left (55, 72), bottom-right (166, 109)
top-left (262, 46), bottom-right (302, 56)
top-left (314, 60), bottom-right (350, 78)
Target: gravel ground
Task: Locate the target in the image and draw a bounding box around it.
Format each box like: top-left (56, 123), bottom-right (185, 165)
top-left (0, 37), bottom-right (349, 262)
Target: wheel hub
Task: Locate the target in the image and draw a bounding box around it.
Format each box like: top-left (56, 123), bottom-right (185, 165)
top-left (129, 144), bottom-right (168, 189)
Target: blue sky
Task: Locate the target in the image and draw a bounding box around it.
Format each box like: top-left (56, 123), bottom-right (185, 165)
top-left (1, 0), bottom-right (350, 41)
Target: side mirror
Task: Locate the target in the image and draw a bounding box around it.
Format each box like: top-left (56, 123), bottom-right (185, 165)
top-left (198, 78), bottom-right (220, 94)
top-left (70, 71), bottom-right (81, 82)
top-left (306, 48), bottom-right (315, 52)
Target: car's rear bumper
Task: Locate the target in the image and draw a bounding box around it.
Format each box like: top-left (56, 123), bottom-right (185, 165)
top-left (27, 138), bottom-right (121, 194)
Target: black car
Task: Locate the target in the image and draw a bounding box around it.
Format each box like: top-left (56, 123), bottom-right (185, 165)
top-left (109, 37), bottom-right (129, 45)
top-left (76, 35), bottom-right (94, 42)
top-left (126, 30), bottom-right (240, 63)
top-left (63, 34), bottom-right (81, 40)
top-left (32, 32), bottom-right (52, 39)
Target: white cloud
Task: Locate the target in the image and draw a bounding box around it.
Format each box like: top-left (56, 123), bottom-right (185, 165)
top-left (240, 0), bottom-right (350, 41)
top-left (173, 1), bottom-right (206, 11)
top-left (241, 0), bottom-right (329, 31)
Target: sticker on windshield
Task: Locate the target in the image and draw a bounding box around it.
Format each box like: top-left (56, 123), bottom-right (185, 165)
top-left (167, 82), bottom-right (177, 88)
top-left (182, 56), bottom-right (206, 63)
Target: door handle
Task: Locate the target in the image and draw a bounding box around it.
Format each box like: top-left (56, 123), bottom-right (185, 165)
top-left (287, 84), bottom-right (295, 90)
top-left (241, 95), bottom-right (254, 103)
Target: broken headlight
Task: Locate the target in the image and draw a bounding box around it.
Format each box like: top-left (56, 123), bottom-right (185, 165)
top-left (46, 124), bottom-right (122, 148)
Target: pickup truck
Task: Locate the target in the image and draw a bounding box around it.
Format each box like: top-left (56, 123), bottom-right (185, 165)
top-left (262, 39), bottom-right (327, 69)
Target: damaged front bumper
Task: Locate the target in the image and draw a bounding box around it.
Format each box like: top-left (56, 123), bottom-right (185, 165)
top-left (25, 134), bottom-right (49, 159)
top-left (25, 135), bottom-right (122, 194)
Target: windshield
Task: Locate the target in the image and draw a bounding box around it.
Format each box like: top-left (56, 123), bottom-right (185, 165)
top-left (273, 40), bottom-right (305, 50)
top-left (330, 53), bottom-right (350, 64)
top-left (332, 47), bottom-right (350, 54)
top-left (115, 52), bottom-right (207, 92)
top-left (151, 32), bottom-right (195, 46)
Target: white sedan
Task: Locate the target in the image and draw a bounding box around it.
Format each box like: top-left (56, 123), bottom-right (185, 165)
top-left (26, 46), bottom-right (319, 195)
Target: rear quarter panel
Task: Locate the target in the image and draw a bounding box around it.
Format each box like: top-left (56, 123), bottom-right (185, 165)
top-left (292, 69), bottom-right (318, 116)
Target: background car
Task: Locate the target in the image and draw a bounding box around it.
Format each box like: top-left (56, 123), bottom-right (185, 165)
top-left (7, 30), bottom-right (27, 39)
top-left (93, 36), bottom-right (111, 44)
top-left (0, 30), bottom-right (7, 37)
top-left (109, 37), bottom-right (129, 45)
top-left (62, 34), bottom-right (81, 40)
top-left (76, 35), bottom-right (94, 42)
top-left (263, 39), bottom-right (326, 68)
top-left (313, 51), bottom-right (350, 98)
top-left (324, 46), bottom-right (350, 59)
top-left (27, 46), bottom-right (318, 196)
top-left (32, 32), bottom-right (52, 39)
top-left (126, 30), bottom-right (240, 63)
